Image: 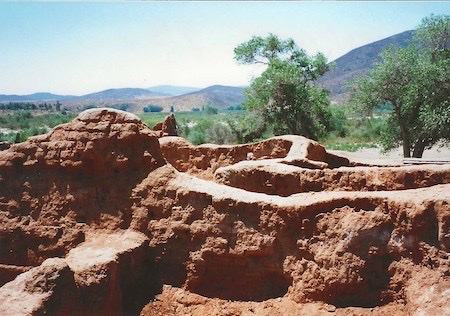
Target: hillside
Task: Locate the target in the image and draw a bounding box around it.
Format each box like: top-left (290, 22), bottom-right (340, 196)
top-left (0, 92), bottom-right (76, 102)
top-left (318, 30), bottom-right (414, 103)
top-left (0, 85), bottom-right (243, 113)
top-left (148, 85), bottom-right (200, 96)
top-left (0, 88), bottom-right (166, 104)
top-left (142, 85), bottom-right (245, 112)
top-left (78, 88), bottom-right (168, 101)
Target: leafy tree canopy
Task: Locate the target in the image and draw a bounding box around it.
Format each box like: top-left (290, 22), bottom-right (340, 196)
top-left (234, 33), bottom-right (332, 140)
top-left (350, 14), bottom-right (450, 158)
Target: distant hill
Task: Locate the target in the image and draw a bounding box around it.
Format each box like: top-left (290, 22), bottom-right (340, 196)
top-left (147, 85), bottom-right (200, 96)
top-left (144, 85), bottom-right (245, 112)
top-left (78, 88), bottom-right (168, 101)
top-left (17, 85), bottom-right (246, 113)
top-left (185, 85), bottom-right (245, 106)
top-left (317, 30), bottom-right (414, 103)
top-left (26, 92), bottom-right (77, 101)
top-left (0, 92), bottom-right (76, 102)
top-left (0, 94), bottom-right (28, 102)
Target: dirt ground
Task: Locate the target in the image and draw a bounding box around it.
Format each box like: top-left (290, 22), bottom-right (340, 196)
top-left (331, 143), bottom-right (450, 163)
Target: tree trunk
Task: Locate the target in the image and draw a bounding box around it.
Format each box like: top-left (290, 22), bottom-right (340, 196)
top-left (399, 126), bottom-right (411, 158)
top-left (402, 141), bottom-right (411, 158)
top-left (412, 140), bottom-right (426, 158)
top-left (393, 103), bottom-right (411, 158)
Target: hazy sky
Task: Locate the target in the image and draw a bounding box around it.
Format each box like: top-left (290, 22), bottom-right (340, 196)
top-left (1, 1), bottom-right (449, 95)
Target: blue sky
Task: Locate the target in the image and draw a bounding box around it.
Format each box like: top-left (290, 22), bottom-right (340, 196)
top-left (0, 1), bottom-right (449, 95)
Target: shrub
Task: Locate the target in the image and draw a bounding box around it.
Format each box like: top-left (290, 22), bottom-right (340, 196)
top-left (186, 118), bottom-right (213, 145)
top-left (227, 111), bottom-right (268, 143)
top-left (226, 105), bottom-right (243, 111)
top-left (109, 103), bottom-right (130, 111)
top-left (206, 123), bottom-right (234, 145)
top-left (143, 104), bottom-right (163, 113)
top-left (205, 105), bottom-right (218, 115)
top-left (188, 129), bottom-right (206, 145)
top-left (328, 106), bottom-right (349, 138)
top-left (82, 104), bottom-right (96, 111)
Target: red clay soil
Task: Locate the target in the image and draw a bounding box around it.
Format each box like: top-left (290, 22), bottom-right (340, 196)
top-left (0, 108), bottom-right (449, 315)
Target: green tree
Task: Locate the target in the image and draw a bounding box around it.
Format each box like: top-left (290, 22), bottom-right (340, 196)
top-left (234, 33), bottom-right (332, 140)
top-left (227, 112), bottom-right (267, 143)
top-left (143, 104), bottom-right (163, 112)
top-left (205, 105), bottom-right (218, 115)
top-left (350, 14), bottom-right (450, 157)
top-left (55, 101), bottom-right (62, 112)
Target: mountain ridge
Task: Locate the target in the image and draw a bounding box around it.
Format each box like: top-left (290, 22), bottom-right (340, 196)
top-left (318, 30), bottom-right (415, 102)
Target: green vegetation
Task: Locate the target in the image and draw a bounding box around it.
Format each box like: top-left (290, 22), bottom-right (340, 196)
top-left (234, 33), bottom-right (333, 140)
top-left (226, 105), bottom-right (243, 111)
top-left (139, 112), bottom-right (176, 128)
top-left (350, 14), bottom-right (450, 157)
top-left (107, 103), bottom-right (130, 111)
top-left (139, 110), bottom-right (244, 145)
top-left (144, 106), bottom-right (385, 150)
top-left (0, 107), bottom-right (385, 150)
top-left (81, 104), bottom-right (96, 111)
top-left (204, 105), bottom-right (218, 115)
top-left (226, 111), bottom-right (269, 143)
top-left (325, 142), bottom-right (378, 152)
top-left (0, 101), bottom-right (61, 111)
top-left (143, 104), bottom-right (163, 112)
top-left (320, 104), bottom-right (385, 152)
top-left (0, 111), bottom-right (75, 143)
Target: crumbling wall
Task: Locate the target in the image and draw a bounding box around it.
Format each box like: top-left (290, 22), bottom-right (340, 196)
top-left (0, 109), bottom-right (448, 316)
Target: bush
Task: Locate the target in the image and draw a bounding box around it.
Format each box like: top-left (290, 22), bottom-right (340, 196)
top-left (82, 104), bottom-right (96, 111)
top-left (226, 105), bottom-right (243, 111)
top-left (328, 106), bottom-right (349, 138)
top-left (0, 132), bottom-right (15, 143)
top-left (143, 104), bottom-right (163, 113)
top-left (108, 103), bottom-right (130, 111)
top-left (205, 105), bottom-right (218, 115)
top-left (321, 105), bottom-right (388, 152)
top-left (352, 117), bottom-right (385, 141)
top-left (227, 111), bottom-right (268, 143)
top-left (206, 123), bottom-right (234, 145)
top-left (188, 129), bottom-right (206, 145)
top-left (185, 118), bottom-right (212, 145)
